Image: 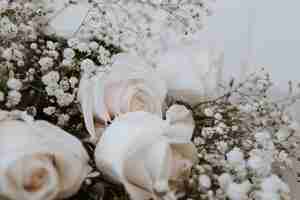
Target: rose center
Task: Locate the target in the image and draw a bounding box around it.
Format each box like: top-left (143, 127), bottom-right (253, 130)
top-left (23, 167), bottom-right (49, 192)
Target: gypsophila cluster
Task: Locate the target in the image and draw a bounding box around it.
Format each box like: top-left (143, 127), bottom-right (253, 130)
top-left (0, 0), bottom-right (49, 44)
top-left (178, 69), bottom-right (300, 200)
top-left (0, 1), bottom-right (119, 145)
top-left (55, 0), bottom-right (213, 63)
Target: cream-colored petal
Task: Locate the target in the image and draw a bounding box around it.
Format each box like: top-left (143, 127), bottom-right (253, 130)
top-left (169, 151), bottom-right (193, 180)
top-left (121, 81), bottom-right (158, 114)
top-left (124, 182), bottom-right (154, 200)
top-left (144, 141), bottom-right (173, 187)
top-left (94, 112), bottom-right (169, 187)
top-left (124, 140), bottom-right (173, 197)
top-left (80, 53), bottom-right (167, 127)
top-left (123, 151), bottom-right (154, 194)
top-left (3, 153), bottom-right (60, 200)
top-left (93, 74), bottom-right (111, 123)
top-left (78, 78), bottom-right (98, 141)
top-left (95, 111), bottom-right (199, 200)
top-left (104, 81), bottom-right (128, 116)
top-left (108, 53), bottom-right (167, 115)
top-left (165, 104), bottom-right (195, 142)
top-left (53, 153), bottom-right (91, 199)
top-left (170, 143), bottom-right (198, 165)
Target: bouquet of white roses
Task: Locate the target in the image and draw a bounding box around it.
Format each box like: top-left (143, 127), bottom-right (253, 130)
top-left (0, 1), bottom-right (299, 200)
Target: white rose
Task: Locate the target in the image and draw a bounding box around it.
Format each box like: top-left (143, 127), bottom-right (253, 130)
top-left (78, 53), bottom-right (167, 142)
top-left (0, 112), bottom-right (90, 200)
top-left (94, 106), bottom-right (197, 200)
top-left (156, 41), bottom-right (224, 104)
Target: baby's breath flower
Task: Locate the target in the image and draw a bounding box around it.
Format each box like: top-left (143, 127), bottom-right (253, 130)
top-left (226, 147), bottom-right (246, 169)
top-left (89, 41), bottom-right (99, 51)
top-left (0, 16), bottom-right (18, 39)
top-left (247, 149), bottom-right (272, 177)
top-left (56, 93), bottom-right (74, 107)
top-left (76, 42), bottom-right (90, 53)
top-left (42, 71), bottom-right (60, 86)
top-left (68, 38), bottom-right (80, 48)
top-left (255, 131), bottom-right (274, 150)
top-left (28, 68), bottom-right (35, 74)
top-left (46, 41), bottom-right (56, 50)
top-left (45, 84), bottom-right (60, 96)
top-left (214, 113), bottom-right (223, 120)
top-left (277, 151), bottom-right (292, 167)
top-left (217, 141), bottom-right (228, 153)
top-left (30, 43), bottom-right (38, 50)
top-left (201, 127), bottom-right (214, 138)
top-left (43, 106), bottom-right (56, 116)
top-left (63, 48), bottom-right (75, 59)
top-left (193, 137), bottom-right (204, 146)
top-left (57, 114), bottom-right (70, 126)
top-left (97, 46), bottom-right (111, 64)
top-left (276, 127), bottom-right (291, 142)
top-left (17, 60), bottom-right (25, 67)
top-left (48, 50), bottom-right (59, 60)
top-left (7, 78), bottom-right (22, 91)
top-left (232, 125), bottom-right (239, 131)
top-left (69, 77), bottom-right (78, 88)
top-left (62, 59), bottom-right (73, 67)
top-left (204, 108), bottom-right (214, 117)
top-left (39, 57), bottom-right (54, 71)
top-left (2, 48), bottom-right (13, 61)
top-left (226, 181), bottom-right (251, 200)
top-left (6, 90), bottom-right (21, 107)
top-left (59, 79), bottom-right (70, 92)
top-left (80, 59), bottom-right (96, 75)
top-left (198, 174), bottom-right (211, 190)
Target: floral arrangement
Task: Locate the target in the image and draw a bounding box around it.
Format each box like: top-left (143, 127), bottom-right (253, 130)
top-left (0, 1), bottom-right (299, 200)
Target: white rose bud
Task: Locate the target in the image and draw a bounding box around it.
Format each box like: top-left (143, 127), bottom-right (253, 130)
top-left (78, 53), bottom-right (167, 142)
top-left (94, 110), bottom-right (197, 200)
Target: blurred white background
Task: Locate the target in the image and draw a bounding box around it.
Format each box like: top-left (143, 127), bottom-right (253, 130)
top-left (199, 0), bottom-right (300, 90)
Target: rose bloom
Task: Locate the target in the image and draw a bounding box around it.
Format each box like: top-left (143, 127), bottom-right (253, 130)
top-left (94, 105), bottom-right (197, 200)
top-left (0, 113), bottom-right (90, 200)
top-left (78, 53), bottom-right (167, 142)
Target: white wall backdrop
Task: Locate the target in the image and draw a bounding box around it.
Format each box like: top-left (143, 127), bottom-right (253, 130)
top-left (200, 0), bottom-right (300, 90)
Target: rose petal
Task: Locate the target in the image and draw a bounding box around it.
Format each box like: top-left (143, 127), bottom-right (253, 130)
top-left (123, 150), bottom-right (154, 194)
top-left (93, 75), bottom-right (111, 123)
top-left (94, 111), bottom-right (196, 199)
top-left (78, 78), bottom-right (98, 141)
top-left (165, 104), bottom-right (195, 142)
